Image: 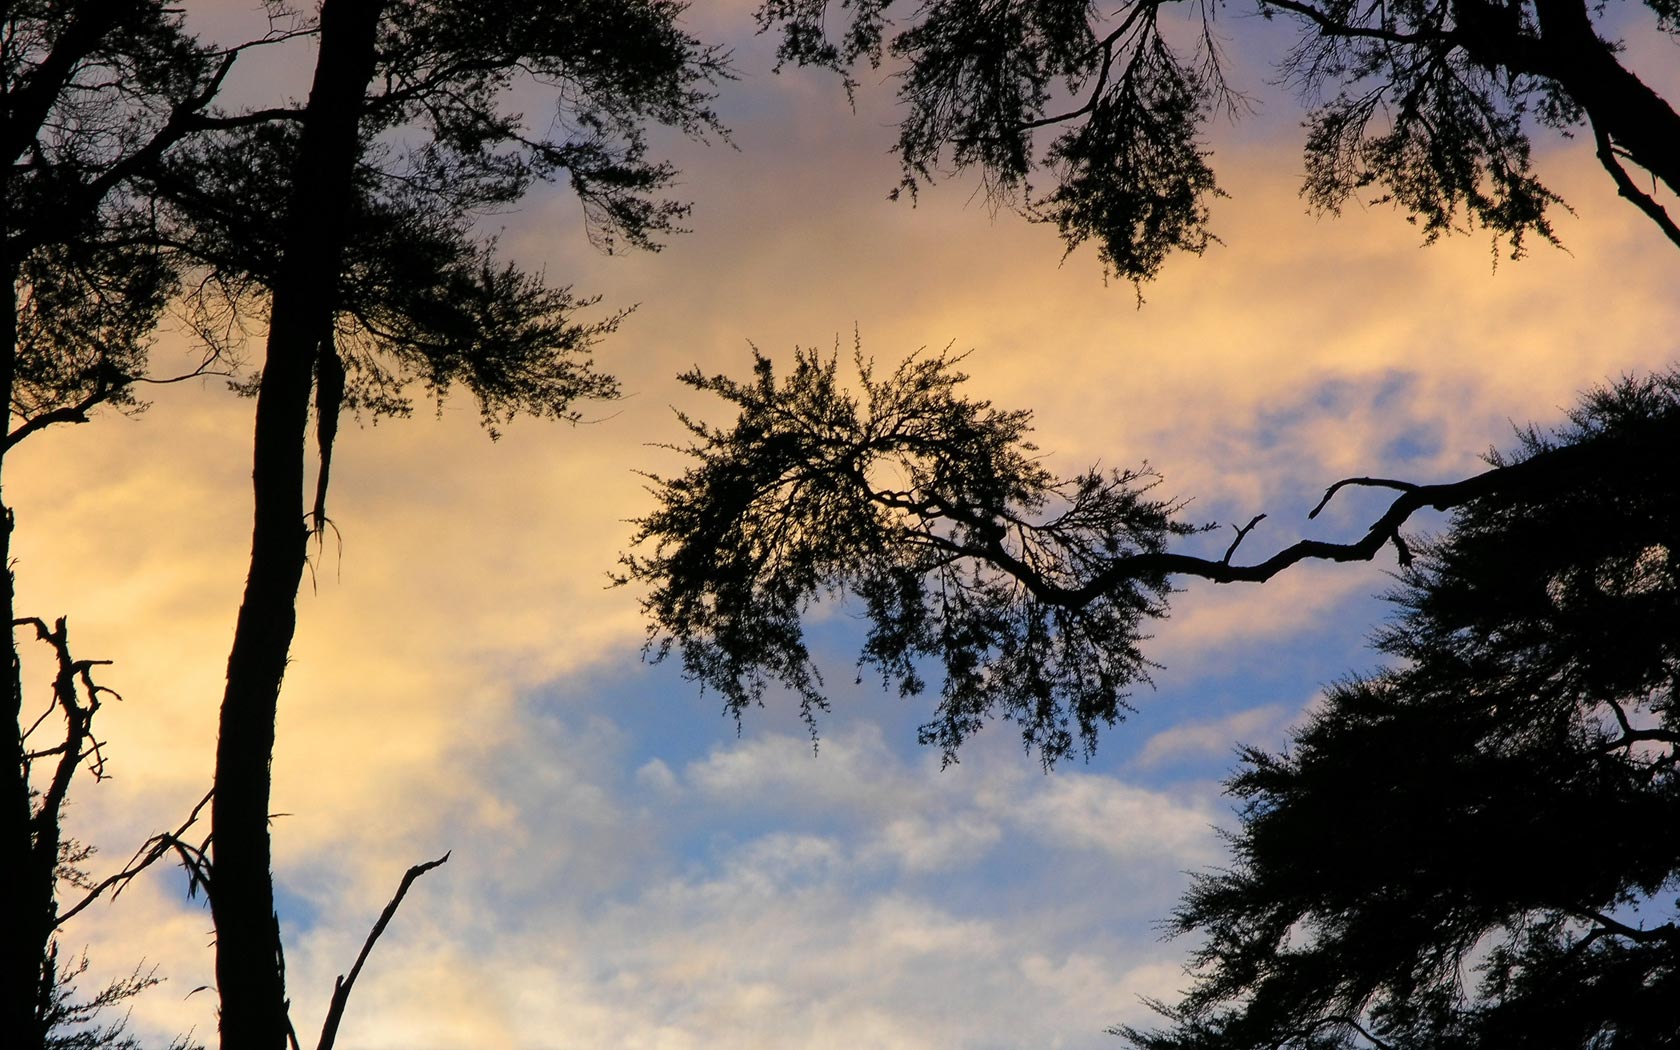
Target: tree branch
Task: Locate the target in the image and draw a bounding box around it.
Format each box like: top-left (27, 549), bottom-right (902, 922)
top-left (315, 852), bottom-right (451, 1050)
top-left (1065, 414), bottom-right (1677, 603)
top-left (53, 789), bottom-right (215, 929)
top-left (1015, 2), bottom-right (1157, 132)
top-left (1592, 120), bottom-right (1680, 250)
top-left (1307, 477), bottom-right (1419, 519)
top-left (1222, 514), bottom-right (1266, 564)
top-left (1258, 0), bottom-right (1448, 47)
top-left (1572, 908), bottom-right (1680, 946)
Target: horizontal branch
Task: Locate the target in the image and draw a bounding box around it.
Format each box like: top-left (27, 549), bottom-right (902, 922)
top-left (1060, 412), bottom-right (1678, 604)
top-left (1573, 907), bottom-right (1680, 946)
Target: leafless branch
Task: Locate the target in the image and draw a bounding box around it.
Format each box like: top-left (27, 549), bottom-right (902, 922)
top-left (315, 852), bottom-right (451, 1050)
top-left (1572, 907), bottom-right (1680, 946)
top-left (1060, 412), bottom-right (1678, 602)
top-left (54, 789), bottom-right (215, 928)
top-left (1308, 477), bottom-right (1420, 519)
top-left (1593, 121), bottom-right (1680, 250)
top-left (1222, 514), bottom-right (1267, 564)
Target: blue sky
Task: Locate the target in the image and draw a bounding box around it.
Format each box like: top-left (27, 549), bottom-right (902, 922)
top-left (16, 3), bottom-right (1680, 1047)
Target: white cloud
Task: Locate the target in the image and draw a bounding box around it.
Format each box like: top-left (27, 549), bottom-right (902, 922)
top-left (1135, 703), bottom-right (1298, 769)
top-left (1012, 772), bottom-right (1222, 867)
top-left (861, 812), bottom-right (1003, 873)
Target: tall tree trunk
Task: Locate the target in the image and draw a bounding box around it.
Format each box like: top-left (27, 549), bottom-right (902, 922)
top-left (4, 8), bottom-right (149, 1042)
top-left (209, 2), bottom-right (384, 1047)
top-left (1, 232), bottom-right (51, 1050)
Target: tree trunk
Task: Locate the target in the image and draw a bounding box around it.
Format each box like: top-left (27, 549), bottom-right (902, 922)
top-left (1530, 0), bottom-right (1680, 198)
top-left (209, 2), bottom-right (384, 1047)
top-left (1454, 0), bottom-right (1680, 198)
top-left (3, 8), bottom-right (161, 1043)
top-left (1, 232), bottom-right (52, 1050)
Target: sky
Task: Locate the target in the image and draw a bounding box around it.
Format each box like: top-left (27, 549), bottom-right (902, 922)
top-left (14, 4), bottom-right (1680, 1049)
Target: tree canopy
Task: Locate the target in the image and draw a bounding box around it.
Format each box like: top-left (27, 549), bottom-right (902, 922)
top-left (1118, 372), bottom-right (1680, 1050)
top-left (621, 347), bottom-right (1200, 765)
top-left (7, 0), bottom-right (1679, 1047)
top-left (6, 1), bottom-right (726, 1048)
top-left (756, 0), bottom-right (1680, 280)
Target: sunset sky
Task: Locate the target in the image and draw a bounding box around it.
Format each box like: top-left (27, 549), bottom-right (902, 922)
top-left (15, 3), bottom-right (1680, 1048)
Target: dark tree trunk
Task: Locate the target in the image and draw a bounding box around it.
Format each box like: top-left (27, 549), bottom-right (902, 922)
top-left (1453, 0), bottom-right (1680, 198)
top-left (1530, 0), bottom-right (1680, 198)
top-left (209, 2), bottom-right (384, 1047)
top-left (1, 234), bottom-right (51, 1050)
top-left (3, 8), bottom-right (146, 1043)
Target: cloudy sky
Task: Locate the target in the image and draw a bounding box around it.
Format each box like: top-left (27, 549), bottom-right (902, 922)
top-left (15, 3), bottom-right (1680, 1048)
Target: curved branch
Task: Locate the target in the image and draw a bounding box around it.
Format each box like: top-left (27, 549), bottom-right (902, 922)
top-left (1592, 120), bottom-right (1680, 250)
top-left (1015, 2), bottom-right (1158, 132)
top-left (1258, 0), bottom-right (1449, 47)
top-left (1039, 412), bottom-right (1676, 607)
top-left (1308, 477), bottom-right (1419, 519)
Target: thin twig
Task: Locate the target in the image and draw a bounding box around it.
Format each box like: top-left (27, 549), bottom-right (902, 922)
top-left (1222, 514), bottom-right (1266, 564)
top-left (1308, 477), bottom-right (1419, 519)
top-left (55, 789), bottom-right (214, 928)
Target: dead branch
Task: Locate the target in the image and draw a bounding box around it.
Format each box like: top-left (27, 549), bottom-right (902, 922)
top-left (54, 789), bottom-right (215, 928)
top-left (315, 852), bottom-right (451, 1050)
top-left (1222, 514), bottom-right (1267, 564)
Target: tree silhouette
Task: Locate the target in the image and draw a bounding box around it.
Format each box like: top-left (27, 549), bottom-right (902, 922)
top-left (757, 0), bottom-right (1680, 280)
top-left (165, 2), bottom-right (723, 1046)
top-left (3, 4), bottom-right (276, 1044)
top-left (622, 348), bottom-right (1680, 765)
top-left (1116, 372), bottom-right (1680, 1050)
top-left (11, 2), bottom-right (1678, 1047)
top-left (8, 1), bottom-right (725, 1048)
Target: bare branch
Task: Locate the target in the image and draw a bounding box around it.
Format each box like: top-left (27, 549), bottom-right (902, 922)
top-left (1222, 514), bottom-right (1267, 564)
top-left (54, 789), bottom-right (215, 929)
top-left (1593, 121), bottom-right (1680, 251)
top-left (315, 852), bottom-right (451, 1050)
top-left (1308, 477), bottom-right (1420, 519)
top-left (1572, 908), bottom-right (1680, 946)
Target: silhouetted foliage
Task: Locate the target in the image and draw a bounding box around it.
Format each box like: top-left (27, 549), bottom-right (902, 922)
top-left (7, 2), bottom-right (728, 1049)
top-left (4, 0), bottom-right (240, 428)
top-left (1118, 373), bottom-right (1680, 1050)
top-left (757, 0), bottom-right (1680, 280)
top-left (624, 351), bottom-right (1680, 768)
top-left (42, 945), bottom-right (201, 1050)
top-left (169, 2), bottom-right (727, 1047)
top-left (3, 5), bottom-right (241, 1041)
top-left (622, 346), bottom-right (1201, 764)
top-left (158, 0), bottom-right (732, 432)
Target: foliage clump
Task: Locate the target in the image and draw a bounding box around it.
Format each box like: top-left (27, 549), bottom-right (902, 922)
top-left (621, 346), bottom-right (1201, 765)
top-left (1120, 373), bottom-right (1680, 1050)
